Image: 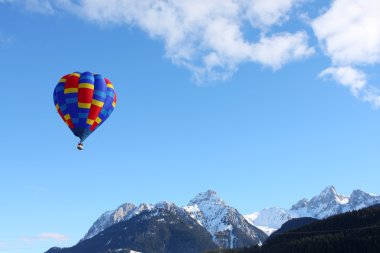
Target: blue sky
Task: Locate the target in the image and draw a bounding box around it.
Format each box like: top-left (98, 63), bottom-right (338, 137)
top-left (1, 0), bottom-right (380, 252)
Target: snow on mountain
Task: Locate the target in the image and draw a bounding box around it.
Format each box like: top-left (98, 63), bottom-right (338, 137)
top-left (245, 186), bottom-right (380, 235)
top-left (83, 190), bottom-right (267, 249)
top-left (185, 190), bottom-right (229, 234)
top-left (84, 202), bottom-right (154, 240)
top-left (184, 190), bottom-right (267, 248)
top-left (107, 250), bottom-right (141, 253)
top-left (244, 207), bottom-right (294, 231)
top-left (83, 201), bottom-right (191, 241)
top-left (299, 185), bottom-right (349, 218)
top-left (348, 189), bottom-right (380, 210)
top-left (254, 226), bottom-right (277, 235)
top-left (82, 186), bottom-right (379, 247)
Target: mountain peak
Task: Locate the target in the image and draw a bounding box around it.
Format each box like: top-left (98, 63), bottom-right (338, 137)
top-left (348, 189), bottom-right (380, 209)
top-left (198, 189), bottom-right (218, 199)
top-left (320, 185), bottom-right (337, 196)
top-left (291, 198), bottom-right (309, 210)
top-left (349, 189), bottom-right (371, 205)
top-left (309, 186), bottom-right (348, 209)
top-left (185, 190), bottom-right (267, 248)
top-left (351, 189), bottom-right (367, 197)
top-left (113, 203), bottom-right (136, 222)
top-left (154, 201), bottom-right (180, 213)
top-left (245, 186), bottom-right (380, 238)
top-left (188, 190), bottom-right (224, 206)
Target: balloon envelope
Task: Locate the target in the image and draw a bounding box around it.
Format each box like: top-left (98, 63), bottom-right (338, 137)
top-left (53, 71), bottom-right (117, 142)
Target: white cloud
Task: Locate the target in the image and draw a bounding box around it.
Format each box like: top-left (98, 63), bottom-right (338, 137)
top-left (52, 0), bottom-right (313, 81)
top-left (319, 66), bottom-right (380, 108)
top-left (312, 0), bottom-right (380, 108)
top-left (252, 32), bottom-right (314, 69)
top-left (1, 0), bottom-right (315, 80)
top-left (245, 0), bottom-right (305, 29)
top-left (319, 66), bottom-right (366, 96)
top-left (4, 0), bottom-right (380, 109)
top-left (362, 87), bottom-right (380, 108)
top-left (20, 233), bottom-right (68, 243)
top-left (312, 0), bottom-right (380, 66)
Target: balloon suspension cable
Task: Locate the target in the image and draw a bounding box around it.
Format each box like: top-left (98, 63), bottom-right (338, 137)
top-left (77, 142), bottom-right (84, 151)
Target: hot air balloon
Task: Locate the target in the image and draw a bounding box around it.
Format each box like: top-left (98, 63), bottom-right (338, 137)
top-left (53, 71), bottom-right (117, 150)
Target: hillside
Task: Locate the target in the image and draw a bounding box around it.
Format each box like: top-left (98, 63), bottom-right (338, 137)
top-left (206, 204), bottom-right (380, 253)
top-left (46, 208), bottom-right (218, 253)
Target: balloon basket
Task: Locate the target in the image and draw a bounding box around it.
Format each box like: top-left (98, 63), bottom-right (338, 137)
top-left (77, 142), bottom-right (84, 151)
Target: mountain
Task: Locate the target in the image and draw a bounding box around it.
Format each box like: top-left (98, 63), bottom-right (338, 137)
top-left (83, 202), bottom-right (166, 240)
top-left (206, 204), bottom-right (380, 253)
top-left (291, 185), bottom-right (349, 218)
top-left (268, 217), bottom-right (318, 240)
top-left (244, 207), bottom-right (291, 235)
top-left (83, 203), bottom-right (151, 240)
top-left (82, 190), bottom-right (267, 248)
top-left (47, 187), bottom-right (379, 253)
top-left (47, 190), bottom-right (267, 253)
top-left (184, 190), bottom-right (267, 248)
top-left (46, 203), bottom-right (218, 253)
top-left (348, 189), bottom-right (380, 210)
top-left (245, 186), bottom-right (380, 233)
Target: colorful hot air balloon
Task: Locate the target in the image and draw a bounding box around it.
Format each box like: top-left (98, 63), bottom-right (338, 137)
top-left (53, 71), bottom-right (117, 150)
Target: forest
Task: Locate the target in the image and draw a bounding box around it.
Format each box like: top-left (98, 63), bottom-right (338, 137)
top-left (206, 205), bottom-right (380, 253)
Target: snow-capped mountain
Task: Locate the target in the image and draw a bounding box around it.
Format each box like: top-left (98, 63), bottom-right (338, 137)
top-left (245, 186), bottom-right (380, 234)
top-left (82, 190), bottom-right (267, 249)
top-left (244, 207), bottom-right (292, 235)
top-left (291, 185), bottom-right (349, 218)
top-left (81, 186), bottom-right (379, 250)
top-left (47, 204), bottom-right (218, 253)
top-left (83, 203), bottom-right (154, 240)
top-left (184, 190), bottom-right (267, 248)
top-left (347, 189), bottom-right (380, 210)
